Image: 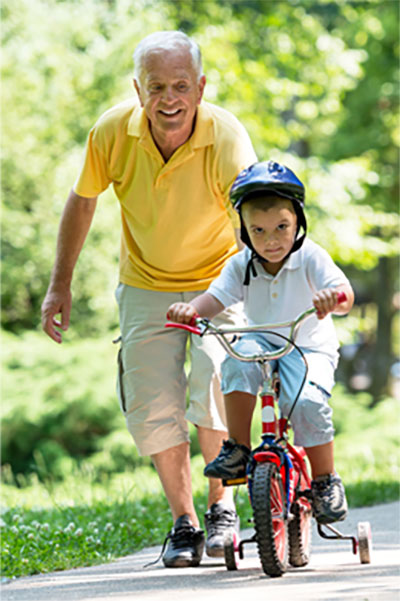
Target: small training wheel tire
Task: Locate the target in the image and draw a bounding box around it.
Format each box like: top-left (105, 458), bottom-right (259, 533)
top-left (357, 521), bottom-right (372, 564)
top-left (224, 528), bottom-right (239, 570)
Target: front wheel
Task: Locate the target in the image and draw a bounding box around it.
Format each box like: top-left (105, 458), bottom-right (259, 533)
top-left (252, 462), bottom-right (288, 577)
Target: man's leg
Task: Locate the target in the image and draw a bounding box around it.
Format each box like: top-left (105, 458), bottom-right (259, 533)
top-left (116, 285), bottom-right (205, 567)
top-left (197, 426), bottom-right (234, 508)
top-left (151, 441), bottom-right (199, 525)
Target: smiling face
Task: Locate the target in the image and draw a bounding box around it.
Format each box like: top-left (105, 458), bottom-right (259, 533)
top-left (134, 47), bottom-right (206, 158)
top-left (241, 197), bottom-right (298, 275)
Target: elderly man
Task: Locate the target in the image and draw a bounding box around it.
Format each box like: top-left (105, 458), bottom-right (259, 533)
top-left (41, 31), bottom-right (257, 567)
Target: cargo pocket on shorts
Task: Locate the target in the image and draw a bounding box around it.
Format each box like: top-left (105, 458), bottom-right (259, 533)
top-left (114, 336), bottom-right (126, 414)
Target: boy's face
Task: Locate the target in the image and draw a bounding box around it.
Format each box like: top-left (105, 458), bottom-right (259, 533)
top-left (241, 198), bottom-right (298, 275)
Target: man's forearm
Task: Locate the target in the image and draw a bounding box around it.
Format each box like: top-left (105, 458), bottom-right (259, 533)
top-left (49, 189), bottom-right (97, 290)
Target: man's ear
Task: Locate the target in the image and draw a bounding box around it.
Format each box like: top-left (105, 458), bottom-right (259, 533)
top-left (197, 75), bottom-right (206, 105)
top-left (133, 79), bottom-right (144, 107)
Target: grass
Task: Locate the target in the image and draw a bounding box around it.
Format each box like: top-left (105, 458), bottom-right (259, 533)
top-left (1, 390), bottom-right (399, 580)
top-left (1, 460), bottom-right (252, 580)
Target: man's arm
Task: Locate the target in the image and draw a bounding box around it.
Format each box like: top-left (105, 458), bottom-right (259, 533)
top-left (41, 189), bottom-right (98, 343)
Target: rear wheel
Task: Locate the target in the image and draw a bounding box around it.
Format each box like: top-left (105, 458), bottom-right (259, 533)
top-left (252, 462), bottom-right (288, 577)
top-left (288, 500), bottom-right (312, 567)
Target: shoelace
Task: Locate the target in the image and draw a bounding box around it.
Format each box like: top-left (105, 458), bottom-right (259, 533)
top-left (206, 510), bottom-right (236, 535)
top-left (313, 477), bottom-right (335, 500)
top-left (143, 525), bottom-right (198, 568)
top-left (219, 439), bottom-right (237, 457)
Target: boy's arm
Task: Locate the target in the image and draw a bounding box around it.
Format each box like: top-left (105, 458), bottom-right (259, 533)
top-left (313, 283), bottom-right (354, 320)
top-left (167, 293), bottom-right (225, 324)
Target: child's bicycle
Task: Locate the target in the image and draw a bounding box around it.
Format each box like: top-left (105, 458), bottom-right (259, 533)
top-left (165, 292), bottom-right (372, 577)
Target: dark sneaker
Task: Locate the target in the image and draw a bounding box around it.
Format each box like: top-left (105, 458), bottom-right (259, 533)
top-left (204, 502), bottom-right (240, 557)
top-left (204, 438), bottom-right (251, 480)
top-left (311, 473), bottom-right (348, 524)
top-left (162, 514), bottom-right (205, 568)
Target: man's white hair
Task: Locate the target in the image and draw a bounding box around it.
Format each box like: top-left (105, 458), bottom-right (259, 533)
top-left (133, 31), bottom-right (203, 82)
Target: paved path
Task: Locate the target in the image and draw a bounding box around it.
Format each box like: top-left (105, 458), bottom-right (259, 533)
top-left (2, 502), bottom-right (399, 601)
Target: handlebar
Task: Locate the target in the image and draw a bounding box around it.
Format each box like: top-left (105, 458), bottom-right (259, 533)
top-left (165, 291), bottom-right (347, 364)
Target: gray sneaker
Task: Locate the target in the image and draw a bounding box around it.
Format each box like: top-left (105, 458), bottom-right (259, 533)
top-left (311, 473), bottom-right (348, 524)
top-left (204, 502), bottom-right (240, 557)
top-left (204, 438), bottom-right (251, 480)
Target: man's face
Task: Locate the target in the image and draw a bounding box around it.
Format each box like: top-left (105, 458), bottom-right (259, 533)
top-left (134, 47), bottom-right (206, 146)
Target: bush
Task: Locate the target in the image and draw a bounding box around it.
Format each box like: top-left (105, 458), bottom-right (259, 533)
top-left (1, 331), bottom-right (127, 477)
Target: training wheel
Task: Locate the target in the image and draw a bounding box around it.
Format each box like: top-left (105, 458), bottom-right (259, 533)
top-left (357, 521), bottom-right (372, 564)
top-left (223, 528), bottom-right (240, 570)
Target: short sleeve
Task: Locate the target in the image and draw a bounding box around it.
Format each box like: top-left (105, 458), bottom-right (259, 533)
top-left (306, 244), bottom-right (350, 291)
top-left (207, 253), bottom-right (246, 307)
top-left (73, 128), bottom-right (112, 198)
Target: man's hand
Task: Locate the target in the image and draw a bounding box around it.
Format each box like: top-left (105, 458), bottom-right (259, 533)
top-left (41, 287), bottom-right (72, 343)
top-left (166, 302), bottom-right (198, 324)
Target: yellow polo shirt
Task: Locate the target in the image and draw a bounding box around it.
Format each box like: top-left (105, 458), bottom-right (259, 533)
top-left (74, 98), bottom-right (257, 291)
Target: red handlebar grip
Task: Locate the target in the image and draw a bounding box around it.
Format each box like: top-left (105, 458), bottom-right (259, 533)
top-left (336, 291), bottom-right (347, 304)
top-left (189, 313), bottom-right (200, 327)
top-left (164, 322), bottom-right (202, 335)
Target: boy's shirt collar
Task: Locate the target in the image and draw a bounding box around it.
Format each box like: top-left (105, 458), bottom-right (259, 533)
top-left (243, 245), bottom-right (303, 279)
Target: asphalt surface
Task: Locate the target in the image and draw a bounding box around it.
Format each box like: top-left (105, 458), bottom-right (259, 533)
top-left (2, 501), bottom-right (399, 601)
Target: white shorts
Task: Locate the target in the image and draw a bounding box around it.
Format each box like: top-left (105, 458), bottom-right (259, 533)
top-left (115, 284), bottom-right (244, 456)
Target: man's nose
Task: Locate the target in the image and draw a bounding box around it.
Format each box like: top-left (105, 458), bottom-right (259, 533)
top-left (162, 86), bottom-right (177, 102)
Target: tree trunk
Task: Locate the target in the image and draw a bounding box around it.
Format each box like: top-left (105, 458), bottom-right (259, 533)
top-left (368, 255), bottom-right (396, 406)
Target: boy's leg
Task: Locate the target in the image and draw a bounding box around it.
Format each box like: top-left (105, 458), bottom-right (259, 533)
top-left (276, 351), bottom-right (347, 523)
top-left (224, 390), bottom-right (257, 448)
top-left (304, 440), bottom-right (334, 479)
top-left (203, 335), bottom-right (266, 480)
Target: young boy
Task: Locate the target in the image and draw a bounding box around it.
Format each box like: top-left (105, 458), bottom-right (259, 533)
top-left (167, 161), bottom-right (354, 524)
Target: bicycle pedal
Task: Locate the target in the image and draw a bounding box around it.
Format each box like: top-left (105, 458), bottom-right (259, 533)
top-left (222, 476), bottom-right (247, 486)
top-left (298, 488), bottom-right (313, 500)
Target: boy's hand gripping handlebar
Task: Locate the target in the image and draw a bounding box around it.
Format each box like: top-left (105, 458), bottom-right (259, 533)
top-left (164, 292), bottom-right (347, 363)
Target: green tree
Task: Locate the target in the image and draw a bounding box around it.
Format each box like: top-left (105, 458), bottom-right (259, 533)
top-left (2, 0), bottom-right (398, 398)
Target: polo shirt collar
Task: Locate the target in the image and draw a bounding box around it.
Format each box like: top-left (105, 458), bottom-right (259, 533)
top-left (252, 245), bottom-right (303, 279)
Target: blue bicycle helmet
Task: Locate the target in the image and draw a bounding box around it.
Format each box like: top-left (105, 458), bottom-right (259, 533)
top-left (230, 161), bottom-right (307, 284)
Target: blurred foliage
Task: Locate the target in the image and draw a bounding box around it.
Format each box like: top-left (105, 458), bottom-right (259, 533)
top-left (1, 0), bottom-right (398, 335)
top-left (2, 330), bottom-right (399, 482)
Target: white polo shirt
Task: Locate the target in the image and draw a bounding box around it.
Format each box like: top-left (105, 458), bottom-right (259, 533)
top-left (208, 239), bottom-right (350, 391)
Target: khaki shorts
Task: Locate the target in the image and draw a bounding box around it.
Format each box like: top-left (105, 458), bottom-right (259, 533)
top-left (115, 284), bottom-right (244, 456)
